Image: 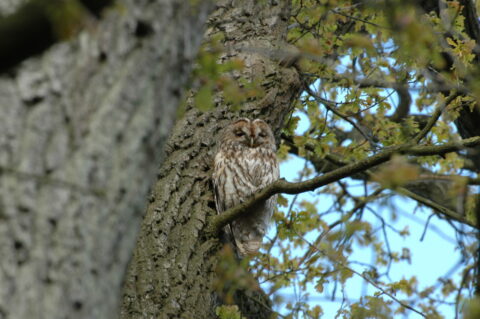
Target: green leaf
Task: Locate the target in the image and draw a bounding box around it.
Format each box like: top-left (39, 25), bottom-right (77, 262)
top-left (215, 305), bottom-right (245, 319)
top-left (194, 86), bottom-right (214, 111)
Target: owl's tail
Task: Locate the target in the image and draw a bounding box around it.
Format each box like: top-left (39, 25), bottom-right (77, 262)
top-left (230, 221), bottom-right (264, 257)
top-left (235, 237), bottom-right (262, 257)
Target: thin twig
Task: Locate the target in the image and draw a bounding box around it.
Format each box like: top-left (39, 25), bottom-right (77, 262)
top-left (330, 8), bottom-right (391, 30)
top-left (454, 265), bottom-right (474, 319)
top-left (413, 94), bottom-right (456, 144)
top-left (304, 85), bottom-right (376, 147)
top-left (297, 188), bottom-right (385, 267)
top-left (419, 213), bottom-right (435, 241)
top-left (293, 229), bottom-right (427, 318)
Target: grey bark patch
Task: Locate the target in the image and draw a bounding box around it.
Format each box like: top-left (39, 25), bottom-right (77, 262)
top-left (0, 1), bottom-right (212, 318)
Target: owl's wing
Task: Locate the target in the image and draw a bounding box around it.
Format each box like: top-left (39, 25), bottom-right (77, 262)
top-left (212, 152), bottom-right (242, 254)
top-left (212, 177), bottom-right (224, 214)
top-left (212, 167), bottom-right (240, 255)
top-left (212, 151), bottom-right (226, 214)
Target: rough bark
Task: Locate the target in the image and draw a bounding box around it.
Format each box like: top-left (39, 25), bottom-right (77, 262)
top-left (120, 1), bottom-right (301, 318)
top-left (0, 1), bottom-right (211, 318)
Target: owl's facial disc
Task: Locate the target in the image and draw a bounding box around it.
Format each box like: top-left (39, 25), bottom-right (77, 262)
top-left (229, 118), bottom-right (272, 148)
top-left (232, 126), bottom-right (252, 146)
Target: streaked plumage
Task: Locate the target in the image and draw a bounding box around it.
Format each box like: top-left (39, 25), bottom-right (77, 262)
top-left (213, 118), bottom-right (279, 256)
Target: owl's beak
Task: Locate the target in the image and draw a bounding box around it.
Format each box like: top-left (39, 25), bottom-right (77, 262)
top-left (249, 135), bottom-right (255, 147)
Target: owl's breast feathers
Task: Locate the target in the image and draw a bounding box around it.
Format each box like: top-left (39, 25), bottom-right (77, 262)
top-left (213, 145), bottom-right (279, 213)
top-left (212, 119), bottom-right (279, 256)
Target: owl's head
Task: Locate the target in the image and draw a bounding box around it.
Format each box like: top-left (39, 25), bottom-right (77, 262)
top-left (222, 118), bottom-right (276, 150)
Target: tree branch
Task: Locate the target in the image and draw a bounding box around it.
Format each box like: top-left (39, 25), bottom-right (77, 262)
top-left (412, 94), bottom-right (455, 143)
top-left (284, 131), bottom-right (475, 217)
top-left (390, 84), bottom-right (412, 123)
top-left (207, 136), bottom-right (480, 235)
top-left (396, 187), bottom-right (473, 228)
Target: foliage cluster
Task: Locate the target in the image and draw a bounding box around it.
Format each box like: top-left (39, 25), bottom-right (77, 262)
top-left (205, 0), bottom-right (480, 318)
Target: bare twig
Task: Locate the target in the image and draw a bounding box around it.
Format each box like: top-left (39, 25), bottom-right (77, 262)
top-left (294, 229), bottom-right (427, 318)
top-left (330, 8), bottom-right (391, 30)
top-left (413, 94), bottom-right (456, 143)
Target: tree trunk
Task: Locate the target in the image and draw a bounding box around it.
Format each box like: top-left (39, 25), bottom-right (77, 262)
top-left (0, 1), bottom-right (211, 318)
top-left (121, 1), bottom-right (301, 318)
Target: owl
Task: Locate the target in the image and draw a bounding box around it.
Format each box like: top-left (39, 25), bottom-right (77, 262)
top-left (213, 118), bottom-right (279, 256)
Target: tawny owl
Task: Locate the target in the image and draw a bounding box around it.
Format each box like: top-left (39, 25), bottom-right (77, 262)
top-left (213, 118), bottom-right (279, 256)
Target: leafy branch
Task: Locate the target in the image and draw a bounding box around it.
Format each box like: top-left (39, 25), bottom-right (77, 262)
top-left (293, 229), bottom-right (427, 318)
top-left (304, 84), bottom-right (376, 146)
top-left (207, 136), bottom-right (480, 235)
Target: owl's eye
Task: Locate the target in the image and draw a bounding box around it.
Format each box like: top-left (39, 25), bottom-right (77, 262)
top-left (259, 131), bottom-right (267, 138)
top-left (235, 131), bottom-right (245, 137)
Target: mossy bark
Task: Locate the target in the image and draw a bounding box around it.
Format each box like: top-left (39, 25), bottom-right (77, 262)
top-left (121, 1), bottom-right (301, 318)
